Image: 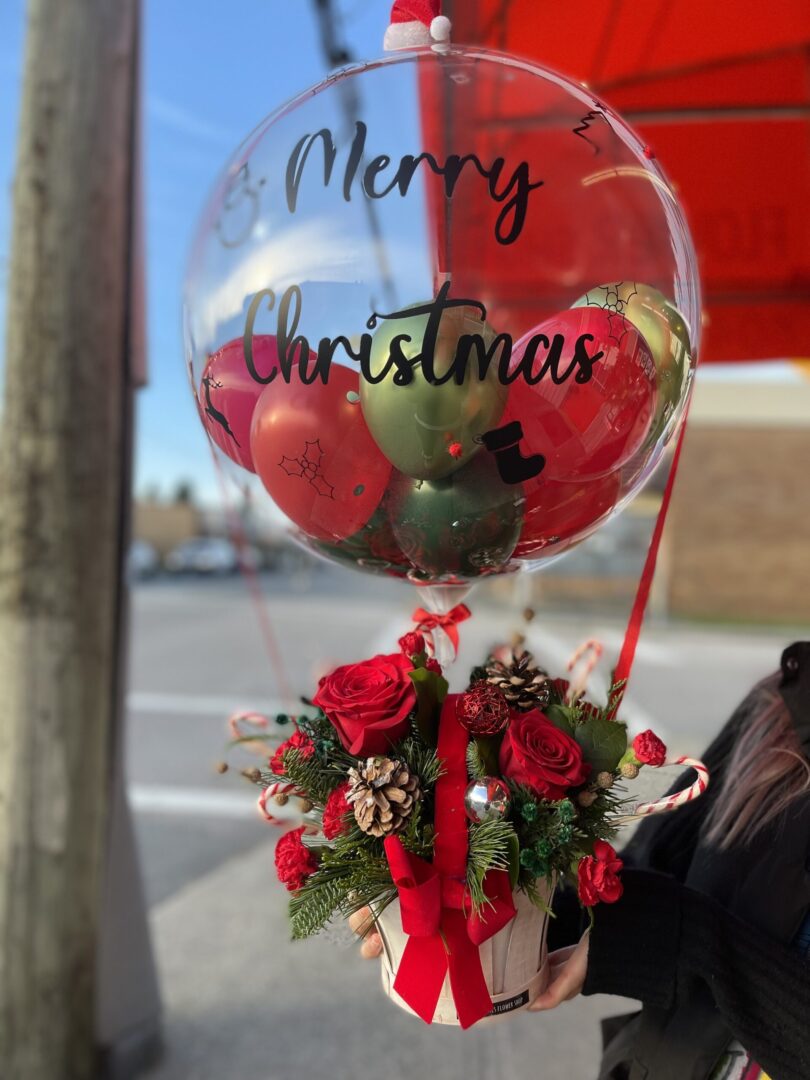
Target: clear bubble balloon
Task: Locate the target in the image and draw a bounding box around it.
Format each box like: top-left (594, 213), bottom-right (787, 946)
top-left (184, 46), bottom-right (700, 586)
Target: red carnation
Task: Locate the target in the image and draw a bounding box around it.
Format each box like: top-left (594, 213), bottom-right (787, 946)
top-left (322, 783), bottom-right (352, 840)
top-left (577, 841), bottom-right (624, 906)
top-left (399, 631), bottom-right (425, 658)
top-left (313, 653), bottom-right (416, 756)
top-left (633, 729), bottom-right (667, 767)
top-left (425, 657), bottom-right (442, 675)
top-left (270, 729), bottom-right (315, 776)
top-left (499, 709), bottom-right (590, 800)
top-left (274, 827), bottom-right (318, 892)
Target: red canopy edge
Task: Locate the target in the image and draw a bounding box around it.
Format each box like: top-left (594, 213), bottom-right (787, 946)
top-left (442, 0), bottom-right (810, 362)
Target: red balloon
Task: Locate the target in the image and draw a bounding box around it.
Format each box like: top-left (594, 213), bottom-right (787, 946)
top-left (199, 336), bottom-right (279, 472)
top-left (250, 365), bottom-right (392, 542)
top-left (513, 472), bottom-right (620, 560)
top-left (506, 308), bottom-right (657, 481)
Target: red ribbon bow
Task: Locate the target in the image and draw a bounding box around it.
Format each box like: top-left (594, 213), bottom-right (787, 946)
top-left (412, 604), bottom-right (471, 658)
top-left (383, 695), bottom-right (516, 1028)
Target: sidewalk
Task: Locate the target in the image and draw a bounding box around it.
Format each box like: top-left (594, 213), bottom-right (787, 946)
top-left (143, 837), bottom-right (636, 1080)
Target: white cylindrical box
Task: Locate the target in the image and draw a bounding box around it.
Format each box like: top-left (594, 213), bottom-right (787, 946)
top-left (375, 878), bottom-right (555, 1026)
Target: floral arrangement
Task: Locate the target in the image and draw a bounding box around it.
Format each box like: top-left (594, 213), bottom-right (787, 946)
top-left (223, 619), bottom-right (710, 1027)
top-left (231, 630), bottom-right (675, 941)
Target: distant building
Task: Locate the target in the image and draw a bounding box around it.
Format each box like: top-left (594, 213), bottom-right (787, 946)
top-left (665, 363), bottom-right (810, 624)
top-left (133, 498), bottom-right (201, 557)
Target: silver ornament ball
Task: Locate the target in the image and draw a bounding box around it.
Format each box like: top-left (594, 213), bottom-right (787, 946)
top-left (464, 777), bottom-right (511, 823)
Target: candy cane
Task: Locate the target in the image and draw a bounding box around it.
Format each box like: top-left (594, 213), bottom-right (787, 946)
top-left (228, 710), bottom-right (269, 740)
top-left (258, 782), bottom-right (298, 826)
top-left (614, 756), bottom-right (709, 824)
top-left (565, 638), bottom-right (604, 704)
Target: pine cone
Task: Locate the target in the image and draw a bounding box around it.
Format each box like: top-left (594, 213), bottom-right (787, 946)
top-left (346, 757), bottom-right (421, 838)
top-left (486, 649), bottom-right (550, 711)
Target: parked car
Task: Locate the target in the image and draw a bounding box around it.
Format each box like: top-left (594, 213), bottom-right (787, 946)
top-left (127, 540), bottom-right (160, 581)
top-left (165, 537), bottom-right (239, 575)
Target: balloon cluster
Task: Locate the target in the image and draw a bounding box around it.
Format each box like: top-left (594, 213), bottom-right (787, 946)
top-left (198, 281), bottom-right (690, 583)
top-left (185, 48), bottom-right (698, 586)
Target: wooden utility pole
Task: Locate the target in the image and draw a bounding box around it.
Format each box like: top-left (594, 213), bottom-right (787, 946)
top-left (0, 1), bottom-right (143, 1076)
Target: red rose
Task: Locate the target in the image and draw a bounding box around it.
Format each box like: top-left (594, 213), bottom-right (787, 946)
top-left (577, 840), bottom-right (624, 906)
top-left (274, 827), bottom-right (318, 892)
top-left (499, 709), bottom-right (590, 800)
top-left (398, 631), bottom-right (425, 658)
top-left (313, 653), bottom-right (417, 756)
top-left (425, 658), bottom-right (442, 675)
top-left (270, 729), bottom-right (314, 776)
top-left (633, 729), bottom-right (667, 767)
top-left (322, 783), bottom-right (352, 840)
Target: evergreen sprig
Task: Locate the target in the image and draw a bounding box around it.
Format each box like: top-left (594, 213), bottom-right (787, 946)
top-left (268, 746), bottom-right (344, 806)
top-left (289, 843), bottom-right (396, 939)
top-left (467, 818), bottom-right (517, 912)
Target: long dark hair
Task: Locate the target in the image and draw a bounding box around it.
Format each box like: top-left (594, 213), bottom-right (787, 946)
top-left (703, 673), bottom-right (810, 849)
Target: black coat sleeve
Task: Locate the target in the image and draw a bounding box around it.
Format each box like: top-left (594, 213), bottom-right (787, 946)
top-left (583, 869), bottom-right (810, 1080)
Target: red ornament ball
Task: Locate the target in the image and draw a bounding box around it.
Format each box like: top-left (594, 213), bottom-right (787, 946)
top-left (458, 682), bottom-right (510, 737)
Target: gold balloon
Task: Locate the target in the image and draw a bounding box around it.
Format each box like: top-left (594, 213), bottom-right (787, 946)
top-left (574, 283), bottom-right (693, 446)
top-left (360, 298), bottom-right (508, 481)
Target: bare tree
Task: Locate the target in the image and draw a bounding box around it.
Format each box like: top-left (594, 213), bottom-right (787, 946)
top-left (0, 0), bottom-right (142, 1076)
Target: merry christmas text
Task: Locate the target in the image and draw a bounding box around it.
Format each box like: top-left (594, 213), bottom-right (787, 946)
top-left (285, 121), bottom-right (543, 246)
top-left (243, 282), bottom-right (604, 388)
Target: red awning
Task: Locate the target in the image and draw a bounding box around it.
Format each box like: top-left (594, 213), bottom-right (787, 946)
top-left (443, 0), bottom-right (810, 361)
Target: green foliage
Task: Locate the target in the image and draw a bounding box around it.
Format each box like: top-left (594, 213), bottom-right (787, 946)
top-left (467, 818), bottom-right (517, 912)
top-left (466, 740), bottom-right (488, 780)
top-left (601, 678), bottom-right (627, 721)
top-left (474, 734), bottom-right (501, 775)
top-left (545, 703), bottom-right (576, 735)
top-left (289, 844), bottom-right (396, 939)
top-left (271, 746), bottom-right (344, 806)
top-left (506, 830), bottom-right (520, 889)
top-left (574, 716), bottom-right (628, 775)
top-left (521, 875), bottom-right (555, 915)
top-left (397, 729), bottom-right (444, 792)
top-left (409, 666), bottom-right (448, 746)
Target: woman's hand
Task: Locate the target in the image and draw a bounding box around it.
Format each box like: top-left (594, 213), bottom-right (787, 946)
top-left (528, 932), bottom-right (590, 1011)
top-left (348, 906), bottom-right (383, 959)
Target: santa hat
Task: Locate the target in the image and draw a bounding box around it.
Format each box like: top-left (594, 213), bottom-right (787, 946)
top-left (384, 0), bottom-right (452, 51)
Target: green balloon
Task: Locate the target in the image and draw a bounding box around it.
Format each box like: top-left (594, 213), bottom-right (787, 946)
top-left (574, 283), bottom-right (693, 446)
top-left (303, 508), bottom-right (411, 579)
top-left (360, 300), bottom-right (508, 481)
top-left (386, 454), bottom-right (524, 581)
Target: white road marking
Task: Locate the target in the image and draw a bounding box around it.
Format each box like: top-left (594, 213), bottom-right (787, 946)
top-left (129, 784), bottom-right (267, 820)
top-left (128, 691), bottom-right (286, 717)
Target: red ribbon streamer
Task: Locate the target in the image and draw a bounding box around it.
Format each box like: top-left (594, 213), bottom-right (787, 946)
top-left (609, 417), bottom-right (690, 718)
top-left (390, 0), bottom-right (441, 25)
top-left (384, 695), bottom-right (516, 1028)
top-left (412, 603), bottom-right (471, 658)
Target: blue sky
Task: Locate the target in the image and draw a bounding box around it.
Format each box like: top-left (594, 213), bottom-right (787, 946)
top-left (0, 0), bottom-right (383, 502)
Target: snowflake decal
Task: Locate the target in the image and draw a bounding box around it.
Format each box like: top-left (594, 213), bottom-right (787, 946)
top-left (278, 440), bottom-right (335, 499)
top-left (572, 109), bottom-right (611, 154)
top-left (582, 282), bottom-right (638, 346)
